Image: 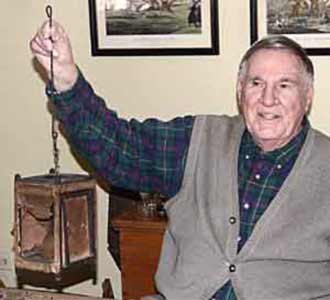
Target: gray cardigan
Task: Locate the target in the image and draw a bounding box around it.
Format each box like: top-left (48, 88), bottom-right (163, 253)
top-left (155, 115), bottom-right (330, 300)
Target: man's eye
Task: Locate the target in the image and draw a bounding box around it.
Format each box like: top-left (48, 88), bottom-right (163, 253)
top-left (251, 80), bottom-right (262, 87)
top-left (279, 82), bottom-right (290, 89)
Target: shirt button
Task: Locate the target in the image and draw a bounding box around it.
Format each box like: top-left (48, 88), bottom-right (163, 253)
top-left (229, 264), bottom-right (236, 272)
top-left (243, 202), bottom-right (250, 210)
top-left (277, 164), bottom-right (282, 169)
top-left (245, 154), bottom-right (250, 160)
top-left (229, 216), bottom-right (236, 224)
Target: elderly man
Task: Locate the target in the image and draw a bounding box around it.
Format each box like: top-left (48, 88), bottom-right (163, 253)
top-left (30, 21), bottom-right (330, 300)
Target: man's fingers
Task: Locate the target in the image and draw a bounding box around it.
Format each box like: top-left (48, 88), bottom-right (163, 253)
top-left (30, 39), bottom-right (50, 58)
top-left (39, 20), bottom-right (65, 42)
top-left (30, 33), bottom-right (49, 56)
top-left (50, 20), bottom-right (65, 42)
top-left (38, 20), bottom-right (52, 40)
top-left (31, 32), bottom-right (52, 54)
top-left (30, 19), bottom-right (75, 87)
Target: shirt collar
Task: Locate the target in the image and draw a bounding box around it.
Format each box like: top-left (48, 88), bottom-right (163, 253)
top-left (241, 117), bottom-right (310, 164)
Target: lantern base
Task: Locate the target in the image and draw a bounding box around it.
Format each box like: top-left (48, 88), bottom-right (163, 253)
top-left (16, 259), bottom-right (97, 290)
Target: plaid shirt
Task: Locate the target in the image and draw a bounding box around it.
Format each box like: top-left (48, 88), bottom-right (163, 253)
top-left (49, 73), bottom-right (309, 300)
top-left (48, 72), bottom-right (193, 198)
top-left (213, 119), bottom-right (309, 300)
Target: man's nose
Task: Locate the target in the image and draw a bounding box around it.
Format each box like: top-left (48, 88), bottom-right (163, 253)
top-left (261, 85), bottom-right (278, 106)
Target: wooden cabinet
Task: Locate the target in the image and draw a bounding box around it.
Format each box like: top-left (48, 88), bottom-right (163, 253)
top-left (111, 204), bottom-right (166, 300)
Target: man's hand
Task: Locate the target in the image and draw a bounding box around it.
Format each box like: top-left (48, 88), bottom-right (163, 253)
top-left (30, 20), bottom-right (78, 92)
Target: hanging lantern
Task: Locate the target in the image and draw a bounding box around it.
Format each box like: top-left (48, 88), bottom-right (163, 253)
top-left (11, 5), bottom-right (98, 290)
top-left (13, 173), bottom-right (97, 289)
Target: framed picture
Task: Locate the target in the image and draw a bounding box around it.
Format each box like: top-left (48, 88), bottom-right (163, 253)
top-left (250, 0), bottom-right (330, 55)
top-left (88, 0), bottom-right (219, 56)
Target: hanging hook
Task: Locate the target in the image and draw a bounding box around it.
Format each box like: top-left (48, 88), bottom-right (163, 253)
top-left (45, 5), bottom-right (53, 42)
top-left (45, 5), bottom-right (53, 27)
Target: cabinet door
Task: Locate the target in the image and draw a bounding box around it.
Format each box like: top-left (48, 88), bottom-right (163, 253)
top-left (120, 230), bottom-right (164, 300)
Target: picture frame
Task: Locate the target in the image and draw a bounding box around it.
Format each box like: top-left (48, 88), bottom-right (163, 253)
top-left (88, 0), bottom-right (219, 56)
top-left (250, 0), bottom-right (330, 55)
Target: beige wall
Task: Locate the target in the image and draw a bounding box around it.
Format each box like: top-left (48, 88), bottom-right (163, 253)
top-left (1, 0), bottom-right (330, 298)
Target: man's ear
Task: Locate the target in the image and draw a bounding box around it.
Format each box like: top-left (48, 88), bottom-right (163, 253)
top-left (236, 79), bottom-right (243, 113)
top-left (304, 85), bottom-right (313, 115)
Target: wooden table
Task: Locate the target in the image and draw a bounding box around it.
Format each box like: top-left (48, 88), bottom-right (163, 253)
top-left (111, 204), bottom-right (166, 300)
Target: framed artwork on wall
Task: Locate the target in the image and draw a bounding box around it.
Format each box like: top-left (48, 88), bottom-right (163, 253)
top-left (88, 0), bottom-right (219, 56)
top-left (250, 0), bottom-right (330, 55)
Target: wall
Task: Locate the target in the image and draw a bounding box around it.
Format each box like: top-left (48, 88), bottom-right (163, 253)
top-left (0, 0), bottom-right (330, 299)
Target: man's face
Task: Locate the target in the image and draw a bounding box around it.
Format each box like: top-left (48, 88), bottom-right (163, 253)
top-left (238, 49), bottom-right (313, 152)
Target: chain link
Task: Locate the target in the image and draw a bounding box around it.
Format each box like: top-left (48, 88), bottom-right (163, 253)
top-left (46, 5), bottom-right (60, 175)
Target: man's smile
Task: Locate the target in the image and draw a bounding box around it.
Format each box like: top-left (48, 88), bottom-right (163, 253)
top-left (257, 112), bottom-right (281, 120)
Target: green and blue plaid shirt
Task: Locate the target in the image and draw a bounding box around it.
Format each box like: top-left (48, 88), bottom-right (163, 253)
top-left (48, 73), bottom-right (309, 300)
top-left (213, 118), bottom-right (309, 300)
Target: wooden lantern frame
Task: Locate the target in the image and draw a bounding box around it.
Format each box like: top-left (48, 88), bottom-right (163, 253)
top-left (13, 173), bottom-right (97, 289)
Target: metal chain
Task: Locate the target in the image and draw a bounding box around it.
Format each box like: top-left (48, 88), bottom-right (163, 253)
top-left (46, 5), bottom-right (60, 175)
